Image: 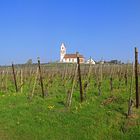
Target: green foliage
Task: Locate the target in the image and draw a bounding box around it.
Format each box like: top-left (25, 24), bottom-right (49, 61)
top-left (0, 81), bottom-right (140, 140)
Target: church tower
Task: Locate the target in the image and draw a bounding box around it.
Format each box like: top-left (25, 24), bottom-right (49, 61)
top-left (60, 43), bottom-right (66, 62)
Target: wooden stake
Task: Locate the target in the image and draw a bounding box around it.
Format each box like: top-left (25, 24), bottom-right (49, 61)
top-left (12, 63), bottom-right (18, 92)
top-left (98, 62), bottom-right (103, 96)
top-left (20, 69), bottom-right (23, 93)
top-left (125, 64), bottom-right (128, 86)
top-left (38, 58), bottom-right (45, 98)
top-left (135, 47), bottom-right (139, 108)
top-left (127, 63), bottom-right (134, 117)
top-left (31, 67), bottom-right (39, 98)
top-left (5, 69), bottom-right (8, 92)
top-left (110, 77), bottom-right (113, 92)
top-left (77, 52), bottom-right (84, 102)
top-left (1, 71), bottom-right (4, 92)
top-left (67, 64), bottom-right (78, 107)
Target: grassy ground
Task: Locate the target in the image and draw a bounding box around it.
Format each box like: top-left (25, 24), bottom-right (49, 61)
top-left (0, 78), bottom-right (140, 140)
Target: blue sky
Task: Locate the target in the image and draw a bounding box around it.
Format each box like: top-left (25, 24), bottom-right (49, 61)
top-left (0, 0), bottom-right (140, 65)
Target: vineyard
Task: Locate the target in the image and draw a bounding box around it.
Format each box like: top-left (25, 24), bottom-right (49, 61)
top-left (0, 60), bottom-right (140, 140)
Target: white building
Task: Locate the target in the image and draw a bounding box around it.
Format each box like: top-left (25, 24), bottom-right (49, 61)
top-left (86, 57), bottom-right (96, 64)
top-left (60, 43), bottom-right (85, 63)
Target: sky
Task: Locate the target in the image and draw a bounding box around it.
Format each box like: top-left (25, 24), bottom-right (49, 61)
top-left (0, 0), bottom-right (140, 65)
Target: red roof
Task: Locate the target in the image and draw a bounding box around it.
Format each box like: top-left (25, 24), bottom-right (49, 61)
top-left (64, 54), bottom-right (84, 59)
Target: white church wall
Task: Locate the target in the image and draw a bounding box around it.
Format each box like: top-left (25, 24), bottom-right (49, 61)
top-left (62, 58), bottom-right (77, 63)
top-left (73, 58), bottom-right (77, 63)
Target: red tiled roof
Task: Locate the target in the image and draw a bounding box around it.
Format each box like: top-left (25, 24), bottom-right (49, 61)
top-left (64, 54), bottom-right (84, 59)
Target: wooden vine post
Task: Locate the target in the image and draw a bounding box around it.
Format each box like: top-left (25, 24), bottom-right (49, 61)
top-left (98, 61), bottom-right (103, 96)
top-left (127, 63), bottom-right (134, 117)
top-left (37, 58), bottom-right (45, 98)
top-left (135, 47), bottom-right (139, 108)
top-left (66, 64), bottom-right (78, 107)
top-left (12, 63), bottom-right (18, 92)
top-left (110, 77), bottom-right (113, 92)
top-left (31, 67), bottom-right (39, 98)
top-left (76, 52), bottom-right (84, 102)
top-left (20, 69), bottom-right (23, 93)
top-left (5, 69), bottom-right (8, 92)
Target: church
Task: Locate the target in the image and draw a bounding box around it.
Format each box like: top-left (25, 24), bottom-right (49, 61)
top-left (60, 43), bottom-right (85, 63)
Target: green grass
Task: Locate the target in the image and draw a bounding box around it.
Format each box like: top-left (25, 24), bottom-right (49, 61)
top-left (0, 78), bottom-right (140, 140)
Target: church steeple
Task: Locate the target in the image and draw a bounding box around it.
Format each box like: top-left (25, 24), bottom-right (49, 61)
top-left (60, 43), bottom-right (66, 62)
